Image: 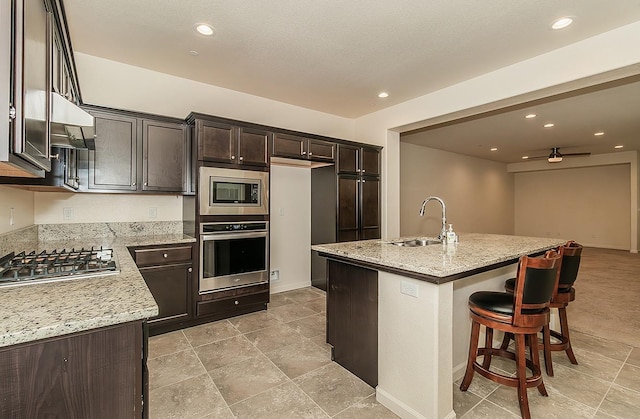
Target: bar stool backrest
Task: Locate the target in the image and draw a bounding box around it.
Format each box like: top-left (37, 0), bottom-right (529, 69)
top-left (558, 241), bottom-right (583, 291)
top-left (513, 248), bottom-right (562, 326)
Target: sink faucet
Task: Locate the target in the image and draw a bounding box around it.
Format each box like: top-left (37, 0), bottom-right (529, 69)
top-left (419, 196), bottom-right (447, 241)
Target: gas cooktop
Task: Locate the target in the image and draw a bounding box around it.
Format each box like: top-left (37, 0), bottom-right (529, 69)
top-left (0, 247), bottom-right (120, 287)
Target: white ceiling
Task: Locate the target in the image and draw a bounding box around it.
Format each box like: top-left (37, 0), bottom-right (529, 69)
top-left (63, 1), bottom-right (640, 162)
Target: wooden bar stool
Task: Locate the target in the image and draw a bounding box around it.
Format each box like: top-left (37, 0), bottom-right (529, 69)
top-left (460, 249), bottom-right (562, 419)
top-left (502, 241), bottom-right (583, 376)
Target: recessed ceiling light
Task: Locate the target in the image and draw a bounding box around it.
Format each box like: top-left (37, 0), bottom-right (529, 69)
top-left (522, 156), bottom-right (529, 160)
top-left (614, 145), bottom-right (624, 149)
top-left (544, 123), bottom-right (555, 128)
top-left (490, 147), bottom-right (498, 152)
top-left (188, 50), bottom-right (199, 56)
top-left (196, 24), bottom-right (215, 36)
top-left (525, 114), bottom-right (536, 119)
top-left (378, 92), bottom-right (389, 98)
top-left (552, 17), bottom-right (573, 30)
top-left (594, 131), bottom-right (605, 136)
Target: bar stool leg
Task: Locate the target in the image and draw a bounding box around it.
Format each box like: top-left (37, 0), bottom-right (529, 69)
top-left (543, 324), bottom-right (554, 376)
top-left (482, 327), bottom-right (494, 369)
top-left (515, 334), bottom-right (531, 419)
top-left (460, 321), bottom-right (480, 391)
top-left (529, 334), bottom-right (548, 397)
top-left (559, 306), bottom-right (578, 364)
top-left (500, 332), bottom-right (511, 350)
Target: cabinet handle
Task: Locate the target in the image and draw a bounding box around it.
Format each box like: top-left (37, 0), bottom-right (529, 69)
top-left (231, 155), bottom-right (236, 160)
top-left (163, 253), bottom-right (168, 258)
top-left (234, 300), bottom-right (239, 305)
top-left (239, 156), bottom-right (244, 161)
top-left (302, 151), bottom-right (307, 155)
top-left (132, 182), bottom-right (136, 186)
top-left (362, 169), bottom-right (366, 173)
top-left (309, 152), bottom-right (313, 156)
top-left (143, 182), bottom-right (147, 186)
top-left (188, 267), bottom-right (192, 273)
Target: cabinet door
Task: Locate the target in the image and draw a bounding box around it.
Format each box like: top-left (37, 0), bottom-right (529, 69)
top-left (360, 177), bottom-right (381, 240)
top-left (62, 148), bottom-right (79, 190)
top-left (337, 145), bottom-right (359, 174)
top-left (142, 120), bottom-right (187, 192)
top-left (197, 120), bottom-right (236, 163)
top-left (337, 176), bottom-right (359, 242)
top-left (140, 264), bottom-right (191, 324)
top-left (308, 139), bottom-right (335, 162)
top-left (360, 147), bottom-right (380, 177)
top-left (88, 112), bottom-right (137, 191)
top-left (272, 133), bottom-right (306, 159)
top-left (238, 127), bottom-right (269, 166)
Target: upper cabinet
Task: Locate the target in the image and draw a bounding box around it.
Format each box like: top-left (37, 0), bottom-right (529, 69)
top-left (337, 144), bottom-right (380, 177)
top-left (83, 106), bottom-right (188, 194)
top-left (194, 118), bottom-right (269, 167)
top-left (272, 133), bottom-right (335, 162)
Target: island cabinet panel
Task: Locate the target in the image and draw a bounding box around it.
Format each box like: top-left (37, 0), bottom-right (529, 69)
top-left (0, 321), bottom-right (144, 419)
top-left (327, 260), bottom-right (378, 387)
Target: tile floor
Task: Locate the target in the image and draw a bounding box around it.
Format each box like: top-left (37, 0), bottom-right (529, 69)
top-left (148, 286), bottom-right (640, 418)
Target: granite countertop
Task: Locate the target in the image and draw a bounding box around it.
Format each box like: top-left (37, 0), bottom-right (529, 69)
top-left (0, 233), bottom-right (196, 348)
top-left (312, 233), bottom-right (566, 284)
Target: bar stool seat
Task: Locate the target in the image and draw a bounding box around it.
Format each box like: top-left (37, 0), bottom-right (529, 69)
top-left (460, 250), bottom-right (562, 419)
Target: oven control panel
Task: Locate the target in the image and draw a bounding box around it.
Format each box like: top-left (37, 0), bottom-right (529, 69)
top-left (201, 222), bottom-right (268, 234)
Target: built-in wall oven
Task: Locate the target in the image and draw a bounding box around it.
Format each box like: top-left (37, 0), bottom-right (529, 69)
top-left (199, 221), bottom-right (269, 294)
top-left (199, 166), bottom-right (269, 216)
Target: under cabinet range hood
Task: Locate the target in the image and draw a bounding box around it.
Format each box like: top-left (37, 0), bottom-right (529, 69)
top-left (49, 92), bottom-right (95, 150)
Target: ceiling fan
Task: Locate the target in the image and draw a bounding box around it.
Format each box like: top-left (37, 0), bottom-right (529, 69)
top-left (527, 147), bottom-right (591, 163)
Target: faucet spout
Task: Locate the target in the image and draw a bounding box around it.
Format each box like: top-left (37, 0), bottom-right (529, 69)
top-left (419, 196), bottom-right (447, 241)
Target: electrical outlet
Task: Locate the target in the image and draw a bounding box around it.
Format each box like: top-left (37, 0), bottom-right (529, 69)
top-left (149, 207), bottom-right (157, 219)
top-left (400, 280), bottom-right (419, 298)
top-left (63, 207), bottom-right (74, 220)
top-left (270, 270), bottom-right (280, 282)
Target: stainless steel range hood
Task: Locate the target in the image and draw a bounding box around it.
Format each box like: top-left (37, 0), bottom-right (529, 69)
top-left (49, 92), bottom-right (95, 150)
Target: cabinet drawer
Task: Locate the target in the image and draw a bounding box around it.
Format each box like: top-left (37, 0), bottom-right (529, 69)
top-left (197, 292), bottom-right (268, 317)
top-left (133, 245), bottom-right (192, 266)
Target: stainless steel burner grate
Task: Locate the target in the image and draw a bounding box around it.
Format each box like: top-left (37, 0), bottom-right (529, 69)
top-left (0, 247), bottom-right (119, 287)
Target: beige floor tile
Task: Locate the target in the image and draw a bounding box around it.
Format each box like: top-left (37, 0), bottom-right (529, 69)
top-left (194, 335), bottom-right (262, 372)
top-left (227, 310), bottom-right (282, 333)
top-left (286, 313), bottom-right (326, 338)
top-left (598, 384), bottom-right (640, 418)
top-left (487, 385), bottom-right (596, 418)
top-left (552, 346), bottom-right (625, 381)
top-left (265, 338), bottom-right (331, 379)
top-left (543, 363), bottom-right (610, 408)
top-left (269, 292), bottom-right (298, 308)
top-left (569, 330), bottom-right (632, 362)
top-left (209, 354), bottom-right (289, 405)
top-left (244, 322), bottom-right (304, 352)
top-left (334, 394), bottom-right (399, 418)
top-left (182, 319), bottom-right (240, 347)
top-left (460, 399), bottom-right (518, 418)
top-left (148, 348), bottom-right (206, 390)
top-left (592, 410), bottom-right (619, 419)
top-left (453, 384), bottom-right (483, 417)
top-left (284, 287), bottom-right (326, 303)
top-left (268, 303), bottom-right (319, 323)
top-left (293, 362), bottom-right (374, 416)
top-left (229, 381), bottom-right (329, 418)
top-left (454, 371), bottom-right (502, 398)
top-left (308, 333), bottom-right (332, 354)
top-left (306, 296), bottom-right (327, 313)
top-left (148, 330), bottom-right (190, 359)
top-left (149, 373), bottom-right (232, 419)
top-left (626, 347), bottom-right (640, 367)
top-left (614, 363), bottom-right (640, 392)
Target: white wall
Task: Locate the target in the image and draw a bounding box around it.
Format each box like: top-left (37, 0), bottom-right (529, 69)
top-left (514, 165), bottom-right (631, 250)
top-left (0, 186), bottom-right (34, 234)
top-left (269, 164), bottom-right (311, 293)
top-left (34, 192), bottom-right (183, 224)
top-left (399, 143), bottom-right (514, 237)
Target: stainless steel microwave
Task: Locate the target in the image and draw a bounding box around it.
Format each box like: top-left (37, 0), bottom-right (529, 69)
top-left (199, 166), bottom-right (269, 215)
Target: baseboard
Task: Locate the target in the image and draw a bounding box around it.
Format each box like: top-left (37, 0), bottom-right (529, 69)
top-left (376, 387), bottom-right (455, 419)
top-left (270, 279), bottom-right (312, 294)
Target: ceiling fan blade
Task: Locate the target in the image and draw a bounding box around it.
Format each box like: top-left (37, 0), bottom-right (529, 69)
top-left (563, 152), bottom-right (591, 157)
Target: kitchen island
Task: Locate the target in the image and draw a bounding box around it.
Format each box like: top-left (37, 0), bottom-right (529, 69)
top-left (313, 233), bottom-right (565, 419)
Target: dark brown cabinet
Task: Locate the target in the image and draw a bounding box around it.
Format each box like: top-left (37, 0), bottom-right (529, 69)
top-left (326, 259), bottom-right (378, 387)
top-left (196, 119), bottom-right (269, 167)
top-left (84, 107), bottom-right (188, 193)
top-left (0, 321), bottom-right (145, 418)
top-left (131, 244), bottom-right (193, 334)
top-left (336, 145), bottom-right (381, 242)
top-left (272, 133), bottom-right (335, 162)
top-left (0, 147), bottom-right (79, 191)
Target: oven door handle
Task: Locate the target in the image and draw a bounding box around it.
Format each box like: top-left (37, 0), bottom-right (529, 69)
top-left (200, 231), bottom-right (268, 241)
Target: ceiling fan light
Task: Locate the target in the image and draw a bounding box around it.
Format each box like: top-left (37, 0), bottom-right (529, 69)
top-left (548, 156), bottom-right (563, 163)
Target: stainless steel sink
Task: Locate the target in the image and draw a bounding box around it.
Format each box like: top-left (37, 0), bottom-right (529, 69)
top-left (390, 239), bottom-right (441, 247)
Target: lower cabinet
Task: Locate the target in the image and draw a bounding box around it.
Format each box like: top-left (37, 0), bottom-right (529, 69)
top-left (326, 259), bottom-right (378, 387)
top-left (0, 321), bottom-right (145, 419)
top-left (130, 244), bottom-right (193, 335)
top-left (196, 283), bottom-right (269, 319)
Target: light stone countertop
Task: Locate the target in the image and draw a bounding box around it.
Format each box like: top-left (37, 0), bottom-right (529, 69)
top-left (0, 233), bottom-right (195, 348)
top-left (312, 233), bottom-right (567, 284)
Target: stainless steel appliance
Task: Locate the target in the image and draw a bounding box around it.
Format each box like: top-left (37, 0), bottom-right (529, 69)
top-left (199, 221), bottom-right (268, 294)
top-left (199, 166), bottom-right (269, 216)
top-left (0, 247), bottom-right (119, 287)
